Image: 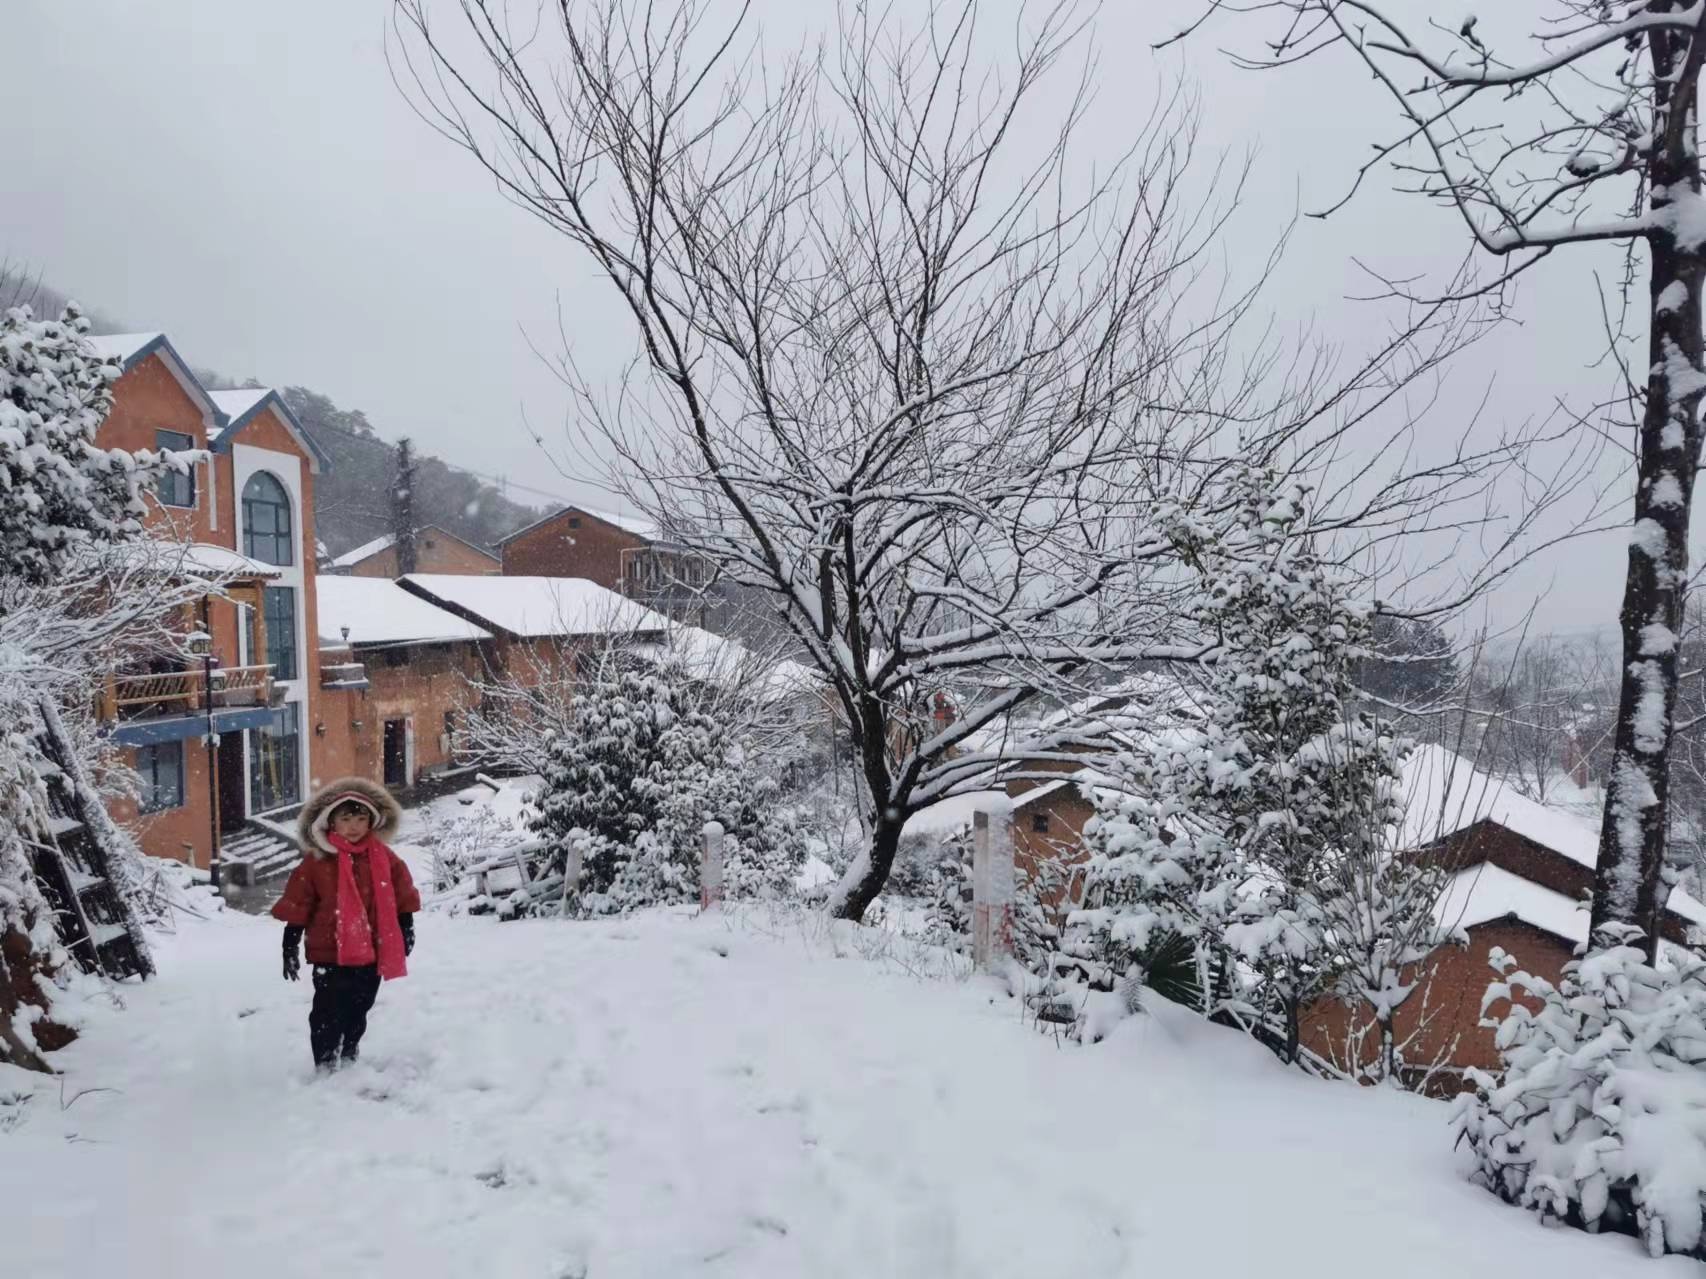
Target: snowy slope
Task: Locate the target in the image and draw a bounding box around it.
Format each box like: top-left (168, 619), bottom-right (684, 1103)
top-left (1, 904), bottom-right (1692, 1278)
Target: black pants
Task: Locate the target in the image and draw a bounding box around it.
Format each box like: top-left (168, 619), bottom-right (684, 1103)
top-left (309, 964), bottom-right (381, 1066)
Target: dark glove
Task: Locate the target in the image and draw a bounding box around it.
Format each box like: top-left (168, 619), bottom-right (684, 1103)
top-left (282, 925), bottom-right (303, 981)
top-left (399, 913), bottom-right (415, 957)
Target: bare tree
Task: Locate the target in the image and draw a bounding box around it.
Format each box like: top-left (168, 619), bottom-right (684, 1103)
top-left (393, 0), bottom-right (1581, 920)
top-left (1172, 1), bottom-right (1706, 958)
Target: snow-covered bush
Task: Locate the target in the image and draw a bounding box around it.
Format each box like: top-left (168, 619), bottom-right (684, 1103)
top-left (527, 654), bottom-right (806, 916)
top-left (1069, 464), bottom-right (1439, 1065)
top-left (0, 304), bottom-right (165, 586)
top-left (0, 305), bottom-right (183, 1069)
top-left (1457, 925), bottom-right (1706, 1259)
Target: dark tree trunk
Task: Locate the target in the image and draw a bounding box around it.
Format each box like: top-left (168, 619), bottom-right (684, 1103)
top-left (833, 811), bottom-right (904, 923)
top-left (1591, 34), bottom-right (1706, 960)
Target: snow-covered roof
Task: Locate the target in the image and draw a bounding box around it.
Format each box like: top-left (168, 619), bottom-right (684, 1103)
top-left (331, 533), bottom-right (396, 568)
top-left (399, 574), bottom-right (667, 640)
top-left (1404, 744), bottom-right (1706, 939)
top-left (316, 576), bottom-right (491, 647)
top-left (209, 387), bottom-right (269, 421)
top-left (86, 332), bottom-right (164, 365)
top-left (496, 503), bottom-right (662, 546)
top-left (1435, 863), bottom-right (1594, 945)
top-left (114, 540), bottom-right (283, 582)
top-left (203, 386), bottom-right (331, 473)
top-left (1400, 744), bottom-right (1600, 865)
top-left (901, 790), bottom-right (1009, 840)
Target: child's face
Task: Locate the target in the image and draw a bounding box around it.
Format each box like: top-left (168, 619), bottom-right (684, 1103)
top-left (332, 807), bottom-right (373, 842)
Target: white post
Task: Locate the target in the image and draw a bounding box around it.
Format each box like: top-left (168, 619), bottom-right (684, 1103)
top-left (559, 833), bottom-right (586, 918)
top-left (972, 802), bottom-right (1014, 970)
top-left (701, 820), bottom-right (725, 910)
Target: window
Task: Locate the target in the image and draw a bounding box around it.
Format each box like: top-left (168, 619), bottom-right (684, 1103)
top-left (136, 742), bottom-right (185, 813)
top-left (1031, 812), bottom-right (1051, 834)
top-left (241, 471), bottom-right (293, 565)
top-left (567, 516), bottom-right (581, 529)
top-left (263, 586), bottom-right (297, 681)
top-left (155, 430), bottom-right (196, 508)
top-left (385, 647), bottom-right (409, 668)
top-left (249, 704), bottom-right (301, 813)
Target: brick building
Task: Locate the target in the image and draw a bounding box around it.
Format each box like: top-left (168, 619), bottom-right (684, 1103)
top-left (1299, 745), bottom-right (1706, 1086)
top-left (313, 576), bottom-right (493, 790)
top-left (88, 336), bottom-right (333, 871)
top-left (328, 525), bottom-right (499, 578)
top-left (496, 505), bottom-right (715, 624)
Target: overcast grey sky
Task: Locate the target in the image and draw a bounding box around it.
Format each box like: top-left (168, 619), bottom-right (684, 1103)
top-left (3, 0), bottom-right (1642, 635)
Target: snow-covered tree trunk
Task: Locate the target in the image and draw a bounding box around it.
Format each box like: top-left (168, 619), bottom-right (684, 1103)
top-left (1593, 190), bottom-right (1705, 953)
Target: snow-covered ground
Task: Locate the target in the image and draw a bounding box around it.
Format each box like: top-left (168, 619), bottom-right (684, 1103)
top-left (2, 898), bottom-right (1694, 1278)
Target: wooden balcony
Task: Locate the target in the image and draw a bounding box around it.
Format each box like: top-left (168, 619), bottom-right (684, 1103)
top-left (97, 664), bottom-right (276, 722)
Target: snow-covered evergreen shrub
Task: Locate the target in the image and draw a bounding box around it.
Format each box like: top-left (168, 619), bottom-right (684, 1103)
top-left (0, 305), bottom-right (180, 1068)
top-left (0, 304), bottom-right (165, 586)
top-left (528, 656), bottom-right (805, 916)
top-left (1069, 463), bottom-right (1428, 1062)
top-left (1458, 925), bottom-right (1706, 1259)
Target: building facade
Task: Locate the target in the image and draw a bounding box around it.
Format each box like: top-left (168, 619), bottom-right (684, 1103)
top-left (329, 526), bottom-right (500, 578)
top-left (90, 335), bottom-right (332, 869)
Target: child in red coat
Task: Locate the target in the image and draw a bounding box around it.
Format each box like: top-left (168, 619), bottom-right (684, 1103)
top-left (272, 777), bottom-right (420, 1070)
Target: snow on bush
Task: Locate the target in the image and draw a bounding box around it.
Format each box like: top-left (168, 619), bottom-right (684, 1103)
top-left (1458, 924), bottom-right (1706, 1259)
top-left (0, 304), bottom-right (166, 586)
top-left (1066, 463), bottom-right (1446, 1068)
top-left (526, 655), bottom-right (806, 916)
top-left (0, 304), bottom-right (182, 1068)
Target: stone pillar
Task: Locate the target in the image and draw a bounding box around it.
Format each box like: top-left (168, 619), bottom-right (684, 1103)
top-left (701, 820), bottom-right (725, 910)
top-left (972, 802), bottom-right (1014, 970)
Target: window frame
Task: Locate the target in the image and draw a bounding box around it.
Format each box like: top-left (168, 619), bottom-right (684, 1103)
top-left (249, 704), bottom-right (301, 814)
top-left (241, 471), bottom-right (294, 566)
top-left (136, 741), bottom-right (185, 813)
top-left (262, 585), bottom-right (298, 682)
top-left (154, 430), bottom-right (197, 509)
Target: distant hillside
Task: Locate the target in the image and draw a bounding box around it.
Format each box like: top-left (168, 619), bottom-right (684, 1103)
top-left (1, 267), bottom-right (547, 557)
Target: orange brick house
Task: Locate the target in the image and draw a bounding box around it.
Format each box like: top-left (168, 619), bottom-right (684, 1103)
top-left (497, 505), bottom-right (716, 624)
top-left (1299, 745), bottom-right (1706, 1086)
top-left (88, 335), bottom-right (333, 873)
top-left (313, 576), bottom-right (493, 790)
top-left (328, 525), bottom-right (499, 578)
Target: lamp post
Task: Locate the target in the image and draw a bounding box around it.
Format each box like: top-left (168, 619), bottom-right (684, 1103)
top-left (198, 594), bottom-right (222, 890)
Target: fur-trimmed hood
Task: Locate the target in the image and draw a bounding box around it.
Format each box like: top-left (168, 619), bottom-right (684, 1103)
top-left (297, 776), bottom-right (403, 857)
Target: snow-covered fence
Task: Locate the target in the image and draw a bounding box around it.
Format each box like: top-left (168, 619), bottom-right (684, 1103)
top-left (972, 803), bottom-right (1014, 970)
top-left (700, 821), bottom-right (725, 910)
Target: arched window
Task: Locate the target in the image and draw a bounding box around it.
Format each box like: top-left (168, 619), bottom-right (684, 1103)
top-left (242, 472), bottom-right (292, 566)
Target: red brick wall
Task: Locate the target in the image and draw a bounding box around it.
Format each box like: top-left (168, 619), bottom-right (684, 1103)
top-left (346, 533), bottom-right (499, 578)
top-left (107, 741), bottom-right (216, 869)
top-left (500, 510), bottom-right (645, 586)
top-left (1010, 789), bottom-right (1095, 911)
top-left (1299, 919), bottom-right (1573, 1083)
top-left (96, 353), bottom-right (216, 545)
top-left (312, 643), bottom-right (485, 791)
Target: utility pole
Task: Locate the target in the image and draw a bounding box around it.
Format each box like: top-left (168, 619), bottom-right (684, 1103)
top-left (392, 438), bottom-right (419, 576)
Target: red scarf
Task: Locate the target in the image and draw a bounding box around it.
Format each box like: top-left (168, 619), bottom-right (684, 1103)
top-left (329, 832), bottom-right (408, 980)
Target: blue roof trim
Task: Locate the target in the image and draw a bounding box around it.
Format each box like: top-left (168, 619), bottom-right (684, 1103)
top-left (208, 392), bottom-right (333, 473)
top-left (107, 705), bottom-right (279, 747)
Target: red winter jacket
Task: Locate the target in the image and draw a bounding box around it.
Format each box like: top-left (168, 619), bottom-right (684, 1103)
top-left (271, 845), bottom-right (421, 966)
